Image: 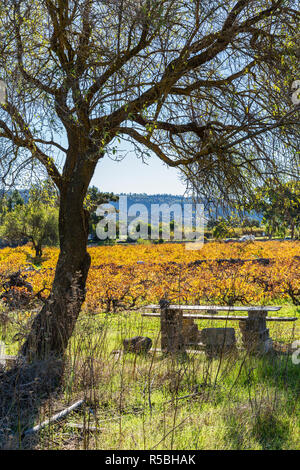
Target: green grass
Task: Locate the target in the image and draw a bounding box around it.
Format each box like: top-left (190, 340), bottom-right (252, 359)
top-left (1, 302), bottom-right (299, 450)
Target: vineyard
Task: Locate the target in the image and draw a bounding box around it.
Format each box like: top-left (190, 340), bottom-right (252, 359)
top-left (0, 241), bottom-right (299, 314)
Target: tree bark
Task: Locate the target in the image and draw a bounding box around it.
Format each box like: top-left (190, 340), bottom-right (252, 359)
top-left (34, 243), bottom-right (42, 258)
top-left (21, 150), bottom-right (96, 360)
top-left (291, 223), bottom-right (295, 240)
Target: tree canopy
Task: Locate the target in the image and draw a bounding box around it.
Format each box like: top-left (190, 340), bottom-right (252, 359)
top-left (0, 0), bottom-right (298, 201)
top-left (0, 184), bottom-right (59, 256)
top-left (242, 179), bottom-right (300, 239)
top-left (0, 0), bottom-right (298, 358)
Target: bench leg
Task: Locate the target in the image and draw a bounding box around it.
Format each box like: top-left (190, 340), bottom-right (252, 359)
top-left (240, 311), bottom-right (272, 354)
top-left (159, 300), bottom-right (185, 354)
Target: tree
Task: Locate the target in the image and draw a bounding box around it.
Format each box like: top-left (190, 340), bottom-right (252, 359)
top-left (243, 179), bottom-right (300, 239)
top-left (211, 217), bottom-right (232, 239)
top-left (0, 0), bottom-right (299, 359)
top-left (0, 189), bottom-right (24, 225)
top-left (7, 189), bottom-right (25, 212)
top-left (0, 186), bottom-right (59, 257)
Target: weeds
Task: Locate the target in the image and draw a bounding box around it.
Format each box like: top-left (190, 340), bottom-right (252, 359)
top-left (0, 304), bottom-right (299, 450)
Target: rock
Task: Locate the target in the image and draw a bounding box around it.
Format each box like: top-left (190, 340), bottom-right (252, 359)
top-left (123, 336), bottom-right (152, 354)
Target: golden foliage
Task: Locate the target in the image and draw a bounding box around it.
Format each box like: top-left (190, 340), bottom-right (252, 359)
top-left (0, 241), bottom-right (299, 313)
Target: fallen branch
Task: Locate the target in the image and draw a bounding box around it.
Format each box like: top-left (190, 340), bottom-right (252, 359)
top-left (23, 399), bottom-right (85, 437)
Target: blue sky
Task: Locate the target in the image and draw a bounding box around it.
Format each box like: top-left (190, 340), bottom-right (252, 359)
top-left (91, 142), bottom-right (187, 195)
top-left (53, 131), bottom-right (187, 196)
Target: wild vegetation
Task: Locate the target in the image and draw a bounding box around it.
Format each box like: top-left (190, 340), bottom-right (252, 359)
top-left (0, 241), bottom-right (299, 450)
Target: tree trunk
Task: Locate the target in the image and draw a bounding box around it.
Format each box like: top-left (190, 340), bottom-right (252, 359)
top-left (21, 154), bottom-right (96, 360)
top-left (34, 243), bottom-right (42, 258)
top-left (291, 223), bottom-right (295, 240)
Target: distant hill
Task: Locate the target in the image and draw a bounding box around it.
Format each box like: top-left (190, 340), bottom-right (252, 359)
top-left (113, 193), bottom-right (261, 221)
top-left (1, 189), bottom-right (261, 221)
top-left (114, 193), bottom-right (196, 211)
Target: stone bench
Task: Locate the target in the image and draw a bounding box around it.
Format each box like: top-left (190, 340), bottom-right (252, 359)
top-left (141, 301), bottom-right (297, 354)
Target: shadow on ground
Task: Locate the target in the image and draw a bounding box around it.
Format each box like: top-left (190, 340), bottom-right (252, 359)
top-left (0, 357), bottom-right (64, 449)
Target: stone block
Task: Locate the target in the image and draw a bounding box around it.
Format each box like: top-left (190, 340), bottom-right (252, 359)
top-left (182, 318), bottom-right (199, 343)
top-left (200, 328), bottom-right (236, 346)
